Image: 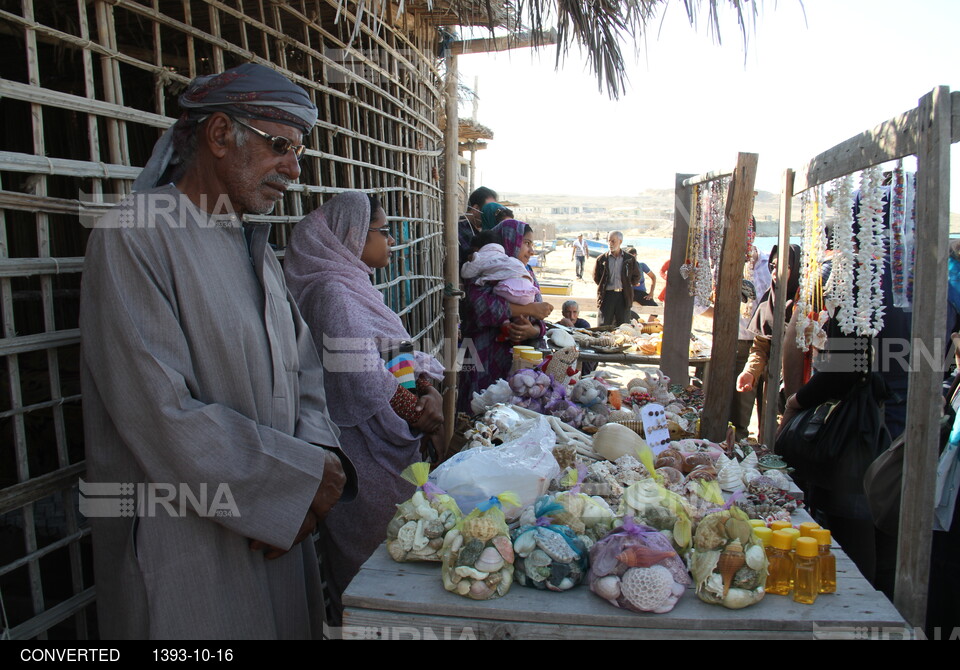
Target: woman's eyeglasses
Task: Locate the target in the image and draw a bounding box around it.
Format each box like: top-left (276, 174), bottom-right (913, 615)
top-left (231, 117), bottom-right (306, 161)
top-left (368, 227), bottom-right (392, 238)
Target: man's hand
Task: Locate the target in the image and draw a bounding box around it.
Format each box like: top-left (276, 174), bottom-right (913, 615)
top-left (412, 386), bottom-right (444, 434)
top-left (248, 449), bottom-right (346, 560)
top-left (736, 371), bottom-right (755, 392)
top-left (557, 317), bottom-right (575, 328)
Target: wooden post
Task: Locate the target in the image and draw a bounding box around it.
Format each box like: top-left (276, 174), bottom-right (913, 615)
top-left (661, 173), bottom-right (695, 383)
top-left (761, 169), bottom-right (794, 447)
top-left (894, 86), bottom-right (952, 629)
top-left (442, 45), bottom-right (460, 443)
top-left (700, 152), bottom-right (759, 441)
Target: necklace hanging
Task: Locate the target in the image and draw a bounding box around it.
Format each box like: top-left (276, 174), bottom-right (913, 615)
top-left (824, 174), bottom-right (856, 334)
top-left (854, 166), bottom-right (886, 337)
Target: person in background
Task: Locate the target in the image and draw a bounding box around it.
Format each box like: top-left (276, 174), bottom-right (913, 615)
top-left (481, 202), bottom-right (513, 231)
top-left (571, 234), bottom-right (588, 280)
top-left (558, 300), bottom-right (595, 375)
top-left (457, 186), bottom-right (497, 267)
top-left (594, 231), bottom-right (641, 327)
top-left (625, 247), bottom-right (659, 307)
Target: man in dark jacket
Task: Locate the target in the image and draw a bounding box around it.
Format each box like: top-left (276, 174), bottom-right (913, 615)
top-left (594, 230), bottom-right (641, 326)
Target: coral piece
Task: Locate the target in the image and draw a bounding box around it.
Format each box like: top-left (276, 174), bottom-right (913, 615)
top-left (620, 566), bottom-right (678, 613)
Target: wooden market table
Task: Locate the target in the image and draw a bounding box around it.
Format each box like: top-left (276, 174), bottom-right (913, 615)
top-left (575, 350), bottom-right (712, 380)
top-left (341, 539), bottom-right (909, 640)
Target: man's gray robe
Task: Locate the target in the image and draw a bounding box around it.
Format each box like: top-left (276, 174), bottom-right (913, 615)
top-left (80, 185), bottom-right (352, 639)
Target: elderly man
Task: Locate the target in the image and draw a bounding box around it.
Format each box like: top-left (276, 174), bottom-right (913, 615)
top-left (593, 231), bottom-right (641, 326)
top-left (80, 63), bottom-right (355, 639)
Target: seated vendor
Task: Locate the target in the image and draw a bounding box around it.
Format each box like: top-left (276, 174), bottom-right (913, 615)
top-left (558, 300), bottom-right (595, 375)
top-left (558, 300), bottom-right (590, 329)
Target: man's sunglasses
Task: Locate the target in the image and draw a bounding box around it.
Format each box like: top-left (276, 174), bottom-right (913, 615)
top-left (231, 117), bottom-right (306, 161)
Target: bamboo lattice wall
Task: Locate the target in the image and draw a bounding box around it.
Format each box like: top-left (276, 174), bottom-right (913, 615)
top-left (0, 0), bottom-right (446, 639)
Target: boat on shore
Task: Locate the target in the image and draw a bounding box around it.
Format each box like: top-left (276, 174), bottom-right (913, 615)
top-left (585, 239), bottom-right (608, 257)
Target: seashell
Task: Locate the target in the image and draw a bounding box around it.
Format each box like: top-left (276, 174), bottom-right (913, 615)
top-left (424, 518), bottom-right (445, 539)
top-left (412, 519), bottom-right (430, 551)
top-left (386, 514), bottom-right (407, 538)
top-left (742, 467), bottom-right (763, 486)
top-left (623, 479), bottom-right (662, 510)
top-left (454, 565), bottom-right (490, 580)
top-left (468, 580), bottom-right (495, 600)
top-left (397, 520), bottom-right (418, 551)
top-left (682, 452), bottom-right (714, 473)
top-left (656, 466), bottom-right (684, 487)
top-left (463, 515), bottom-right (500, 542)
top-left (723, 586), bottom-right (765, 609)
top-left (685, 465), bottom-right (717, 483)
top-left (387, 540), bottom-right (407, 562)
top-left (765, 469), bottom-right (792, 490)
top-left (714, 454), bottom-right (733, 471)
top-left (741, 451), bottom-right (759, 469)
top-left (456, 579), bottom-right (472, 596)
top-left (615, 545), bottom-right (676, 568)
top-left (594, 575), bottom-right (622, 603)
top-left (496, 567), bottom-right (513, 596)
top-left (745, 543), bottom-right (767, 571)
top-left (513, 529), bottom-right (538, 557)
top-left (717, 541), bottom-right (746, 597)
top-left (526, 549), bottom-right (552, 568)
top-left (475, 546), bottom-right (505, 573)
top-left (620, 566), bottom-right (676, 612)
top-left (492, 535), bottom-right (515, 564)
top-left (557, 577), bottom-right (576, 591)
top-left (655, 450), bottom-right (683, 470)
top-left (524, 562), bottom-right (551, 582)
top-left (717, 462), bottom-right (745, 493)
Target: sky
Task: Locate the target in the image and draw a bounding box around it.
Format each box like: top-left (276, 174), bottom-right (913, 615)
top-left (455, 0), bottom-right (960, 199)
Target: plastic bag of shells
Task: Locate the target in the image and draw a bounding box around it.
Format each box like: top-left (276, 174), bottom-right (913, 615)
top-left (441, 492), bottom-right (519, 600)
top-left (618, 478), bottom-right (694, 554)
top-left (550, 466), bottom-right (616, 541)
top-left (688, 506), bottom-right (768, 610)
top-left (386, 463), bottom-right (462, 563)
top-left (511, 496), bottom-right (589, 592)
top-left (587, 516), bottom-right (691, 614)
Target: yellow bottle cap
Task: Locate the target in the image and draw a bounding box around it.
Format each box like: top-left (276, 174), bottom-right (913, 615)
top-left (512, 346), bottom-right (534, 357)
top-left (771, 529), bottom-right (794, 551)
top-left (748, 519), bottom-right (766, 528)
top-left (810, 528), bottom-right (832, 546)
top-left (780, 527), bottom-right (802, 548)
top-left (753, 527), bottom-right (773, 547)
top-left (519, 350), bottom-right (543, 362)
top-left (795, 536), bottom-right (819, 558)
top-left (799, 521), bottom-right (821, 537)
top-left (770, 520), bottom-right (792, 532)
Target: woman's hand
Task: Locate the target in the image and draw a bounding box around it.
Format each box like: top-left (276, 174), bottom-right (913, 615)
top-left (510, 301), bottom-right (553, 320)
top-left (412, 386), bottom-right (444, 434)
top-left (508, 317), bottom-right (541, 343)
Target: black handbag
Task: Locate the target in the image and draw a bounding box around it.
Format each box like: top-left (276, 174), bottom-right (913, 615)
top-left (775, 340), bottom-right (891, 472)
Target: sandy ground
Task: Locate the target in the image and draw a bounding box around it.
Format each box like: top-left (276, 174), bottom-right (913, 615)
top-left (534, 243), bottom-right (670, 323)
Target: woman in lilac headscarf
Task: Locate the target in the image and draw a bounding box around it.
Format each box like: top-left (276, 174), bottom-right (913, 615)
top-left (457, 219), bottom-right (554, 412)
top-left (284, 191), bottom-right (444, 621)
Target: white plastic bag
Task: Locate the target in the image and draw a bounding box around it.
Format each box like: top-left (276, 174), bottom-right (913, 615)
top-left (430, 416), bottom-right (560, 516)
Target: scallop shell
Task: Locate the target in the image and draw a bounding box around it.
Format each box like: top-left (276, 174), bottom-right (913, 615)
top-left (492, 535), bottom-right (515, 564)
top-left (475, 546), bottom-right (505, 573)
top-left (513, 529), bottom-right (538, 557)
top-left (717, 541), bottom-right (746, 597)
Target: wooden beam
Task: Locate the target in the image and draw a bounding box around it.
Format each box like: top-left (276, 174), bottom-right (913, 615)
top-left (682, 168), bottom-right (734, 188)
top-left (700, 152), bottom-right (759, 441)
top-left (794, 105), bottom-right (921, 194)
top-left (661, 173), bottom-right (696, 384)
top-left (442, 48), bottom-right (460, 444)
top-left (762, 169), bottom-right (794, 447)
top-left (451, 29), bottom-right (558, 56)
top-left (894, 86), bottom-right (952, 629)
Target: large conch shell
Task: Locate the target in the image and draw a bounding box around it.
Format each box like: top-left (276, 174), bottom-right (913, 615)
top-left (717, 540), bottom-right (746, 597)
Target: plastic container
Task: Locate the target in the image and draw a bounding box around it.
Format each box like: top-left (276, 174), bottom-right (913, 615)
top-left (810, 528), bottom-right (837, 594)
top-left (798, 521), bottom-right (821, 537)
top-left (765, 530), bottom-right (794, 595)
top-left (792, 537), bottom-right (820, 605)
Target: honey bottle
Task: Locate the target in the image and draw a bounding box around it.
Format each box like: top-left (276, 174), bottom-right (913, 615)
top-left (765, 530), bottom-right (794, 596)
top-left (810, 528), bottom-right (837, 594)
top-left (793, 537), bottom-right (821, 605)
